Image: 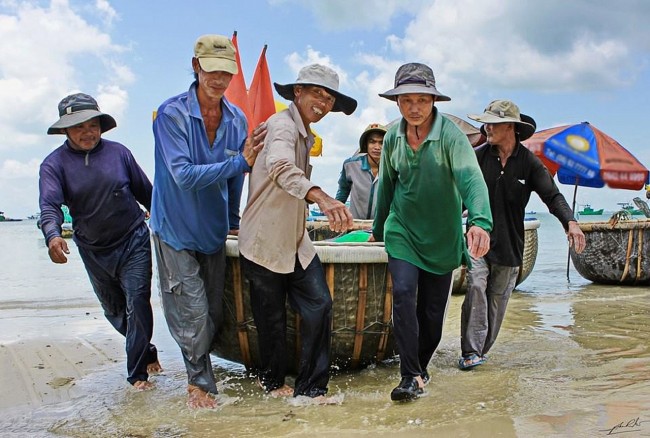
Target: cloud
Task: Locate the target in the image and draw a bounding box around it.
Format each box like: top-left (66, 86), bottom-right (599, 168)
top-left (0, 0), bottom-right (131, 150)
top-left (270, 0), bottom-right (429, 30)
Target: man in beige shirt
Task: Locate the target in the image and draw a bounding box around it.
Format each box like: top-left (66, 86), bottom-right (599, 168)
top-left (238, 64), bottom-right (356, 402)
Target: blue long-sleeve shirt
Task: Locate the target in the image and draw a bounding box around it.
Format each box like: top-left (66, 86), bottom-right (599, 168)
top-left (149, 82), bottom-right (250, 253)
top-left (39, 138), bottom-right (152, 250)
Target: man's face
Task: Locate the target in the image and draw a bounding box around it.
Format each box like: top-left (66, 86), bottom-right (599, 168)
top-left (193, 58), bottom-right (233, 100)
top-left (366, 133), bottom-right (384, 162)
top-left (294, 85), bottom-right (335, 124)
top-left (484, 122), bottom-right (515, 146)
top-left (65, 117), bottom-right (101, 151)
top-left (396, 93), bottom-right (434, 126)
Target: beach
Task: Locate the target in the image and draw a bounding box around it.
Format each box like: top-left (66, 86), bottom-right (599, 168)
top-left (1, 215), bottom-right (649, 438)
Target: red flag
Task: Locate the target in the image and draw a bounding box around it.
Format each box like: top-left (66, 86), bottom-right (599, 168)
top-left (224, 31), bottom-right (252, 127)
top-left (247, 45), bottom-right (276, 130)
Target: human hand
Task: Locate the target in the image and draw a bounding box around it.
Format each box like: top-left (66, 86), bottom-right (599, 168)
top-left (567, 221), bottom-right (586, 253)
top-left (48, 236), bottom-right (70, 264)
top-left (242, 122), bottom-right (268, 167)
top-left (306, 188), bottom-right (353, 233)
top-left (466, 225), bottom-right (490, 259)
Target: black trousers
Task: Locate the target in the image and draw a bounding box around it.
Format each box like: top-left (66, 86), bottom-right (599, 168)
top-left (78, 222), bottom-right (157, 384)
top-left (388, 256), bottom-right (453, 378)
top-left (240, 254), bottom-right (332, 397)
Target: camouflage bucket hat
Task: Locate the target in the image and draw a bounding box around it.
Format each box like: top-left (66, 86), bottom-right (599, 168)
top-left (47, 93), bottom-right (116, 135)
top-left (379, 62), bottom-right (451, 102)
top-left (359, 123), bottom-right (387, 153)
top-left (467, 100), bottom-right (536, 141)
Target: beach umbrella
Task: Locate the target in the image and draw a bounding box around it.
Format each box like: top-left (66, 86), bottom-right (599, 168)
top-left (523, 122), bottom-right (649, 192)
top-left (523, 122), bottom-right (649, 281)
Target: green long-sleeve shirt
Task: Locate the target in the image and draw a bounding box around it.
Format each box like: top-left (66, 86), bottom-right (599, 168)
top-left (373, 112), bottom-right (492, 274)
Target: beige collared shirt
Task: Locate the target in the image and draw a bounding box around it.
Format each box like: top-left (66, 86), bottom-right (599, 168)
top-left (238, 103), bottom-right (318, 273)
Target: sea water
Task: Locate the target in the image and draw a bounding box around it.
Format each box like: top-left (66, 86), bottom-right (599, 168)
top-left (0, 216), bottom-right (648, 438)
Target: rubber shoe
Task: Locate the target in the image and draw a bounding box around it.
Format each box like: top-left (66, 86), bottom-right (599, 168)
top-left (390, 377), bottom-right (423, 401)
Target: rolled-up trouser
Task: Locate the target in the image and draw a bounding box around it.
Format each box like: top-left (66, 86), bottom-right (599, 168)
top-left (461, 256), bottom-right (519, 358)
top-left (152, 234), bottom-right (225, 394)
top-left (240, 254), bottom-right (332, 398)
top-left (78, 222), bottom-right (158, 385)
top-left (388, 256), bottom-right (453, 378)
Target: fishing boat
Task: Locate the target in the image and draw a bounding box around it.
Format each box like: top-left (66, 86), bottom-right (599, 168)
top-left (0, 211), bottom-right (23, 222)
top-left (571, 219), bottom-right (650, 285)
top-left (213, 218), bottom-right (541, 373)
top-left (617, 202), bottom-right (643, 215)
top-left (578, 204), bottom-right (604, 215)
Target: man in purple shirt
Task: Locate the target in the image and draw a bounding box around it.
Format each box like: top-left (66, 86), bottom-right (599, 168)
top-left (39, 93), bottom-right (161, 391)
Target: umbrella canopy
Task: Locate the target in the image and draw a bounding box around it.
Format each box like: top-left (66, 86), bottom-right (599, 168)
top-left (523, 122), bottom-right (649, 190)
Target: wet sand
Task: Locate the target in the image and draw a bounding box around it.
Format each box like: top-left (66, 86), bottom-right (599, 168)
top-left (1, 219), bottom-right (649, 437)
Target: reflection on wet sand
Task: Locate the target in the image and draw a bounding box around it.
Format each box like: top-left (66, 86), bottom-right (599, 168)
top-left (1, 218), bottom-right (649, 437)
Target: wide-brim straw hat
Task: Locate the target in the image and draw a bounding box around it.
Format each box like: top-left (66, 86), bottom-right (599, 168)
top-left (47, 93), bottom-right (116, 135)
top-left (467, 99), bottom-right (536, 141)
top-left (274, 64), bottom-right (357, 115)
top-left (379, 62), bottom-right (451, 102)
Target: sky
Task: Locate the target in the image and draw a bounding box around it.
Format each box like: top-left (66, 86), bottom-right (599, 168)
top-left (1, 0), bottom-right (650, 218)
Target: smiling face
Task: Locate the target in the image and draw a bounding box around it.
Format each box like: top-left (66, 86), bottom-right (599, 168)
top-left (294, 85), bottom-right (335, 126)
top-left (396, 93), bottom-right (435, 126)
top-left (192, 57), bottom-right (233, 101)
top-left (64, 117), bottom-right (102, 151)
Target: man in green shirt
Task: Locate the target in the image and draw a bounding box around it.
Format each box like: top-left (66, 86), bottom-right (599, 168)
top-left (372, 62), bottom-right (493, 401)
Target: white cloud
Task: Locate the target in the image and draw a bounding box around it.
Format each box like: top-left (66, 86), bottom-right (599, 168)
top-left (0, 158), bottom-right (40, 179)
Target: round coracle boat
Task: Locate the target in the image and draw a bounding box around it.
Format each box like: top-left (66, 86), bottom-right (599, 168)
top-left (570, 219), bottom-right (650, 285)
top-left (213, 218), bottom-right (540, 373)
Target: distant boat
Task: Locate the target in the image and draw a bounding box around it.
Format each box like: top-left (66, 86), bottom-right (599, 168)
top-left (0, 211), bottom-right (23, 222)
top-left (617, 202), bottom-right (643, 216)
top-left (525, 210), bottom-right (536, 215)
top-left (578, 205), bottom-right (604, 215)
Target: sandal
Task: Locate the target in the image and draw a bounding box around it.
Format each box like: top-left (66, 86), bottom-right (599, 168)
top-left (458, 353), bottom-right (486, 370)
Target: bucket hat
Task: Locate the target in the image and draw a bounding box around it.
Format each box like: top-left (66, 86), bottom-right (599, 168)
top-left (467, 100), bottom-right (536, 141)
top-left (47, 93), bottom-right (116, 135)
top-left (359, 123), bottom-right (387, 153)
top-left (194, 34), bottom-right (237, 75)
top-left (379, 63), bottom-right (451, 102)
top-left (274, 64), bottom-right (357, 115)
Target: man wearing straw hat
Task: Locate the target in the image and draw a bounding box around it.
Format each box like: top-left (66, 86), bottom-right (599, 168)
top-left (239, 63), bottom-right (357, 403)
top-left (39, 92), bottom-right (161, 391)
top-left (150, 34), bottom-right (266, 409)
top-left (373, 62), bottom-right (493, 402)
top-left (336, 123), bottom-right (387, 219)
top-left (460, 100), bottom-right (586, 370)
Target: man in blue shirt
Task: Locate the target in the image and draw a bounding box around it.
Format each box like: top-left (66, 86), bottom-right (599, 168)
top-left (39, 93), bottom-right (161, 391)
top-left (150, 34), bottom-right (265, 409)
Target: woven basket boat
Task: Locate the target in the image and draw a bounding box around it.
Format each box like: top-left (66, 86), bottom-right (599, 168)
top-left (213, 218), bottom-right (540, 372)
top-left (571, 219), bottom-right (650, 285)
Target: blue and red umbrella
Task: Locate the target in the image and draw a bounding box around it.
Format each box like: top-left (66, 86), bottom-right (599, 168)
top-left (524, 122), bottom-right (649, 191)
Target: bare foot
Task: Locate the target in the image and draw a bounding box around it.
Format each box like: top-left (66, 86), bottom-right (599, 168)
top-left (415, 375), bottom-right (425, 390)
top-left (187, 384), bottom-right (217, 409)
top-left (257, 379), bottom-right (294, 397)
top-left (147, 360), bottom-right (163, 375)
top-left (269, 384), bottom-right (294, 398)
top-left (133, 380), bottom-right (154, 391)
